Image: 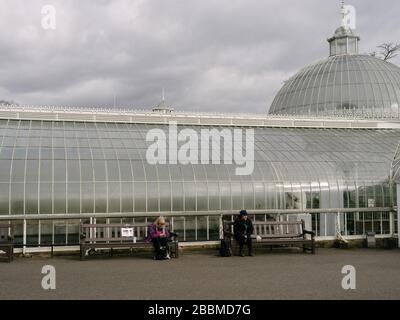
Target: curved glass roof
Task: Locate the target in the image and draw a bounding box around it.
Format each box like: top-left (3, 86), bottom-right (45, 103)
top-left (269, 54), bottom-right (400, 118)
top-left (0, 119), bottom-right (398, 216)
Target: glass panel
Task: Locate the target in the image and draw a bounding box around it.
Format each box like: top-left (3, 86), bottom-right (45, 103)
top-left (108, 182), bottom-right (120, 213)
top-left (208, 182), bottom-right (220, 211)
top-left (0, 183), bottom-right (9, 214)
top-left (95, 182), bottom-right (107, 213)
top-left (53, 183), bottom-right (66, 214)
top-left (159, 182), bottom-right (171, 212)
top-left (26, 220), bottom-right (39, 245)
top-left (134, 182), bottom-right (146, 212)
top-left (82, 183), bottom-right (94, 213)
top-left (11, 160), bottom-right (25, 182)
top-left (67, 220), bottom-right (80, 245)
top-left (10, 183), bottom-right (24, 215)
top-left (184, 182), bottom-right (196, 211)
top-left (67, 182), bottom-right (80, 213)
top-left (121, 181), bottom-right (133, 213)
top-left (220, 183), bottom-right (231, 210)
top-left (196, 182), bottom-right (208, 211)
top-left (172, 182), bottom-right (184, 212)
top-left (196, 216), bottom-right (208, 241)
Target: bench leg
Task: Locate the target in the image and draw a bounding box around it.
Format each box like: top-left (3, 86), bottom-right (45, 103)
top-left (175, 242), bottom-right (179, 258)
top-left (80, 245), bottom-right (86, 260)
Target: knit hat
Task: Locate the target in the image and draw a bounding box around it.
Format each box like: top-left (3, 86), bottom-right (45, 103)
top-left (239, 210), bottom-right (248, 216)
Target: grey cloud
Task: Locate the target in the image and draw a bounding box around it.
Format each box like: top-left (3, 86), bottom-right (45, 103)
top-left (0, 0), bottom-right (399, 113)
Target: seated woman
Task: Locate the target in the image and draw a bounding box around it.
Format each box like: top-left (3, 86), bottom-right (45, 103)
top-left (148, 216), bottom-right (172, 260)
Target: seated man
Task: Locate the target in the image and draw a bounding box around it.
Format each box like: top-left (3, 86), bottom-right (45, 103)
top-left (148, 216), bottom-right (173, 260)
top-left (233, 210), bottom-right (254, 257)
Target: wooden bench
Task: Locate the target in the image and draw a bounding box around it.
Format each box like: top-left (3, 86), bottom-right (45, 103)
top-left (223, 220), bottom-right (315, 254)
top-left (80, 223), bottom-right (179, 260)
top-left (0, 224), bottom-right (14, 263)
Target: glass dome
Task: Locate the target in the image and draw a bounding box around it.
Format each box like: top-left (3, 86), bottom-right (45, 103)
top-left (269, 54), bottom-right (400, 118)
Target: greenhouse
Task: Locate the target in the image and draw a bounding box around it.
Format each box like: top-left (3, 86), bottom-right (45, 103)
top-left (1, 5), bottom-right (400, 250)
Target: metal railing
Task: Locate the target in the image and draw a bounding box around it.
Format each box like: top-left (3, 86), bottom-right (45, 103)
top-left (2, 209), bottom-right (397, 253)
top-left (1, 103), bottom-right (400, 120)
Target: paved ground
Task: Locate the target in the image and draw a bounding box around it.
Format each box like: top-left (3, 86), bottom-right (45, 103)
top-left (1, 248), bottom-right (400, 300)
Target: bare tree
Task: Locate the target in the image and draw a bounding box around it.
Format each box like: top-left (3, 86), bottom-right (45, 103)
top-left (0, 100), bottom-right (18, 106)
top-left (371, 43), bottom-right (400, 61)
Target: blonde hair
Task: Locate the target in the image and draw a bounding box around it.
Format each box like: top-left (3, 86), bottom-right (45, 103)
top-left (154, 216), bottom-right (166, 228)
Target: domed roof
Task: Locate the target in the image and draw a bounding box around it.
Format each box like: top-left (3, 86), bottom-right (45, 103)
top-left (269, 54), bottom-right (400, 118)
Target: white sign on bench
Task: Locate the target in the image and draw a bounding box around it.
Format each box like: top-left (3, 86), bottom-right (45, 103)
top-left (121, 228), bottom-right (134, 238)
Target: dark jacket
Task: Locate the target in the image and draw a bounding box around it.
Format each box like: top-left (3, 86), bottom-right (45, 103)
top-left (233, 216), bottom-right (254, 238)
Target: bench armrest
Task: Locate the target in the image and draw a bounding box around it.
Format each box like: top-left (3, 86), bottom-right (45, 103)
top-left (303, 230), bottom-right (315, 237)
top-left (170, 232), bottom-right (179, 241)
top-left (223, 230), bottom-right (233, 238)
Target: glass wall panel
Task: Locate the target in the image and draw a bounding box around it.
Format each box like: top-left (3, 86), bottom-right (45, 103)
top-left (67, 160), bottom-right (80, 182)
top-left (11, 183), bottom-right (24, 215)
top-left (108, 182), bottom-right (121, 213)
top-left (121, 181), bottom-right (134, 213)
top-left (265, 183), bottom-right (276, 209)
top-left (172, 182), bottom-right (184, 212)
top-left (196, 216), bottom-right (208, 241)
top-left (67, 220), bottom-right (80, 244)
top-left (196, 182), bottom-right (208, 211)
top-left (54, 222), bottom-right (67, 245)
top-left (0, 183), bottom-right (9, 214)
top-left (134, 182), bottom-right (146, 212)
top-left (220, 182), bottom-right (231, 210)
top-left (208, 182), bottom-right (220, 211)
top-left (0, 160), bottom-right (12, 182)
top-left (11, 160), bottom-right (25, 182)
top-left (209, 216), bottom-right (220, 240)
top-left (243, 182), bottom-right (255, 210)
top-left (39, 183), bottom-right (52, 214)
top-left (54, 160), bottom-right (66, 182)
top-left (40, 160), bottom-right (52, 182)
top-left (95, 182), bottom-right (107, 213)
top-left (81, 183), bottom-right (94, 213)
top-left (26, 220), bottom-right (39, 245)
top-left (53, 183), bottom-right (66, 214)
top-left (67, 182), bottom-right (80, 213)
top-left (159, 181), bottom-right (171, 212)
top-left (185, 216), bottom-right (196, 241)
top-left (22, 184), bottom-right (35, 213)
top-left (184, 182), bottom-right (196, 211)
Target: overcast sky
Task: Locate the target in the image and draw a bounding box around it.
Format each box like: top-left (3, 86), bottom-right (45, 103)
top-left (0, 0), bottom-right (399, 113)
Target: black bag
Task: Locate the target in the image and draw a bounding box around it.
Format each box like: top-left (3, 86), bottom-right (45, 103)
top-left (155, 245), bottom-right (169, 260)
top-left (219, 239), bottom-right (232, 257)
